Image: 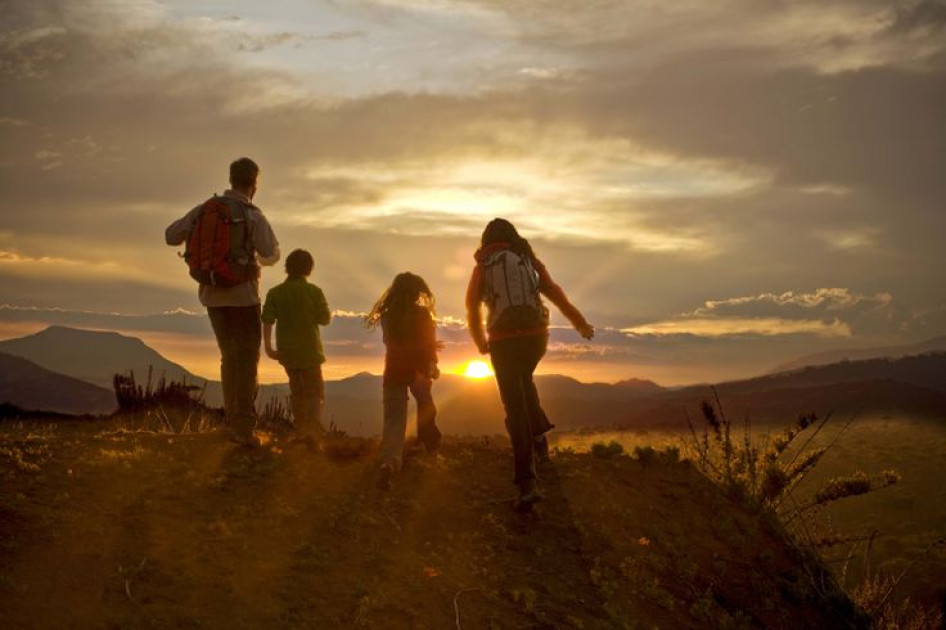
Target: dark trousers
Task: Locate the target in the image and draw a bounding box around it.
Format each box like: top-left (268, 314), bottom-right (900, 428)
top-left (208, 305), bottom-right (261, 438)
top-left (286, 365), bottom-right (325, 438)
top-left (490, 333), bottom-right (553, 486)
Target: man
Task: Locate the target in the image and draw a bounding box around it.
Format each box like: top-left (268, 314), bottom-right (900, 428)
top-left (165, 157), bottom-right (280, 446)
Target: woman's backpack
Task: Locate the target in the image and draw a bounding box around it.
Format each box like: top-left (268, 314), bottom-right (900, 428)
top-left (481, 249), bottom-right (547, 332)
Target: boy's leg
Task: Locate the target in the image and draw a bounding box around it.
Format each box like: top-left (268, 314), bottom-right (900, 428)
top-left (287, 368), bottom-right (308, 434)
top-left (381, 382), bottom-right (409, 471)
top-left (313, 363), bottom-right (325, 435)
top-left (410, 375), bottom-right (440, 453)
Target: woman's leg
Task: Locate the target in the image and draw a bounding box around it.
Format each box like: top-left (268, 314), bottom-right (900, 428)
top-left (520, 334), bottom-right (553, 439)
top-left (490, 337), bottom-right (535, 488)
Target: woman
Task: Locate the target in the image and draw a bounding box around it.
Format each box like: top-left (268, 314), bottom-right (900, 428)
top-left (466, 218), bottom-right (594, 510)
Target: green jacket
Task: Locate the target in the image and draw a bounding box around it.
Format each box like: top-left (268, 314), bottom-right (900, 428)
top-left (262, 277), bottom-right (331, 369)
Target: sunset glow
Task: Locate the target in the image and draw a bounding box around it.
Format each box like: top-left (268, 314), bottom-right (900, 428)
top-left (0, 1), bottom-right (943, 386)
top-left (461, 359), bottom-right (494, 379)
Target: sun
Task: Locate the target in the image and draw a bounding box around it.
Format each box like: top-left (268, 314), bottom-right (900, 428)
top-left (462, 359), bottom-right (494, 379)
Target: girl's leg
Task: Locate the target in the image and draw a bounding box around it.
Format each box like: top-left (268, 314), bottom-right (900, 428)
top-left (410, 375), bottom-right (440, 453)
top-left (381, 382), bottom-right (409, 471)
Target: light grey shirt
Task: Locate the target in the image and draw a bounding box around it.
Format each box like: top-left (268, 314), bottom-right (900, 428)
top-left (165, 189), bottom-right (280, 307)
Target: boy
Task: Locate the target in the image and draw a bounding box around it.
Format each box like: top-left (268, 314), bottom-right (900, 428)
top-left (262, 249), bottom-right (331, 446)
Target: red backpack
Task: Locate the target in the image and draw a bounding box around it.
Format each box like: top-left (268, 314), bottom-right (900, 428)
top-left (184, 195), bottom-right (259, 287)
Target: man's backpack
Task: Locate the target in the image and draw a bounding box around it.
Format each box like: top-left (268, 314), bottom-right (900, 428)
top-left (481, 248), bottom-right (547, 332)
top-left (183, 195), bottom-right (259, 288)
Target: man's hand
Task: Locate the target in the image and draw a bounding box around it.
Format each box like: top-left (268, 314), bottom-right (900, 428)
top-left (265, 346), bottom-right (280, 361)
top-left (476, 340), bottom-right (490, 355)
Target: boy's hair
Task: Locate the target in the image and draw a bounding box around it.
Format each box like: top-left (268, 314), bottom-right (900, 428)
top-left (364, 272), bottom-right (435, 337)
top-left (229, 157), bottom-right (259, 189)
top-left (285, 249), bottom-right (314, 278)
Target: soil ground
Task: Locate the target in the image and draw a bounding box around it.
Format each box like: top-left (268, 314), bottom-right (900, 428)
top-left (1, 420), bottom-right (863, 629)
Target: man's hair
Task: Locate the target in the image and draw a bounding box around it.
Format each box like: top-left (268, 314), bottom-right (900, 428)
top-left (229, 157), bottom-right (259, 189)
top-left (285, 249), bottom-right (314, 278)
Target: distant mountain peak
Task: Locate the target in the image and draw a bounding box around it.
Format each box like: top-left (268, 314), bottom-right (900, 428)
top-left (0, 325), bottom-right (196, 390)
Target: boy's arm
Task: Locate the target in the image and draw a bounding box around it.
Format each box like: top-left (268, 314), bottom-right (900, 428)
top-left (312, 286), bottom-right (331, 326)
top-left (261, 290), bottom-right (280, 360)
top-left (263, 322), bottom-right (279, 360)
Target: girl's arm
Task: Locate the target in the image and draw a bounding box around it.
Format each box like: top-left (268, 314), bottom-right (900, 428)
top-left (533, 258), bottom-right (595, 340)
top-left (421, 310), bottom-right (441, 380)
top-left (465, 266), bottom-right (489, 354)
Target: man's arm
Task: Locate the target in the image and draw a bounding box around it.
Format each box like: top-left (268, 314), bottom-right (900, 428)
top-left (165, 206), bottom-right (200, 246)
top-left (251, 211), bottom-right (280, 266)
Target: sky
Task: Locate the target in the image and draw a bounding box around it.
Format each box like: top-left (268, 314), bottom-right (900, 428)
top-left (1, 0), bottom-right (945, 386)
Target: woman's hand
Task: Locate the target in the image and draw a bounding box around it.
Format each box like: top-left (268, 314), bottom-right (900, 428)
top-left (265, 346), bottom-right (280, 361)
top-left (577, 322), bottom-right (595, 340)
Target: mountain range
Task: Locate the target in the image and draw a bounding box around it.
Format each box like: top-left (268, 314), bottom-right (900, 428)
top-left (1, 326), bottom-right (945, 434)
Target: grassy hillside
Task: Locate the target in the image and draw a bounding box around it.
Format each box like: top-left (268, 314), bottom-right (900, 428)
top-left (551, 416), bottom-right (946, 615)
top-left (0, 419), bottom-right (871, 629)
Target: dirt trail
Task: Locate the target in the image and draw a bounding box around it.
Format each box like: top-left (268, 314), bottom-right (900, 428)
top-left (1, 423), bottom-right (861, 629)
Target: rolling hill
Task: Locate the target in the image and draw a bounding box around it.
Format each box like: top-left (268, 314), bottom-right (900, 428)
top-left (0, 351), bottom-right (116, 415)
top-left (771, 335), bottom-right (946, 373)
top-left (0, 325), bottom-right (197, 390)
top-left (1, 326), bottom-right (944, 431)
top-left (0, 426), bottom-right (869, 629)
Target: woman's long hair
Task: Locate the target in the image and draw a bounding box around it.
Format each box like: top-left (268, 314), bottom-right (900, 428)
top-left (364, 272), bottom-right (436, 339)
top-left (481, 218), bottom-right (537, 263)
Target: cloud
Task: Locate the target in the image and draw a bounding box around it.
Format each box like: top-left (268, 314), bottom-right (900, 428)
top-left (622, 317), bottom-right (851, 339)
top-left (1, 0), bottom-right (944, 383)
top-left (612, 288), bottom-right (906, 344)
top-left (691, 288), bottom-right (893, 318)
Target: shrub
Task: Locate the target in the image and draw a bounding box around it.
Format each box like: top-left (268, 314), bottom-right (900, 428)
top-left (590, 440), bottom-right (625, 459)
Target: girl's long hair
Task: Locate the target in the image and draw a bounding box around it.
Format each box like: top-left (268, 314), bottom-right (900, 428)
top-left (481, 217), bottom-right (537, 263)
top-left (364, 272), bottom-right (436, 338)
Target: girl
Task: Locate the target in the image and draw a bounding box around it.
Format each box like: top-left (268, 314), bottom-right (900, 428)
top-left (465, 218), bottom-right (594, 511)
top-left (366, 272), bottom-right (442, 490)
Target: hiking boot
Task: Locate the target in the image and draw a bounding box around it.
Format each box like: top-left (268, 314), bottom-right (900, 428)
top-left (534, 434), bottom-right (551, 464)
top-left (376, 463), bottom-right (395, 492)
top-left (228, 430), bottom-right (261, 448)
top-left (515, 478), bottom-right (543, 513)
top-left (289, 434), bottom-right (320, 452)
